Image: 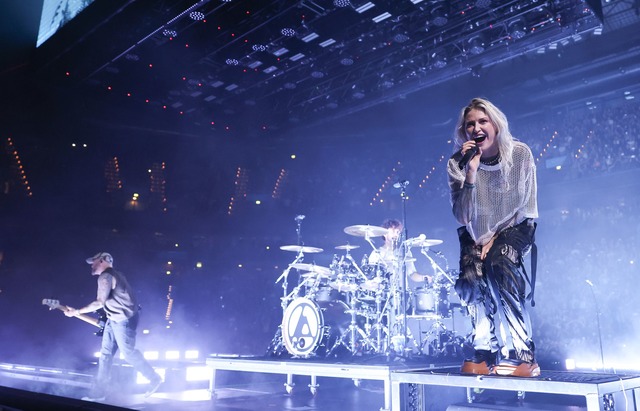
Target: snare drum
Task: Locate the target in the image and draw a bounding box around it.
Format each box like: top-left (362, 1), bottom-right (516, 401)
top-left (281, 297), bottom-right (350, 358)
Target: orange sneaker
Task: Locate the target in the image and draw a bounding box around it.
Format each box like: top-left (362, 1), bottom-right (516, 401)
top-left (460, 350), bottom-right (497, 375)
top-left (494, 358), bottom-right (540, 377)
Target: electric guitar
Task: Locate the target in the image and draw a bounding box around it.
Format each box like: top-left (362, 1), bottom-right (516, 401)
top-left (42, 298), bottom-right (107, 337)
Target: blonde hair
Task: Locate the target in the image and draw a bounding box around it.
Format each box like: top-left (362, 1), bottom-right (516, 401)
top-left (453, 98), bottom-right (515, 176)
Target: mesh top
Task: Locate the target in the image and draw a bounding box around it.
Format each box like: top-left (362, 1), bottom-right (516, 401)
top-left (447, 141), bottom-right (538, 245)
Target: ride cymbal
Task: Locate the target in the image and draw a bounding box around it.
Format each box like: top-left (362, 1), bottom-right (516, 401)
top-left (335, 244), bottom-right (360, 250)
top-left (279, 245), bottom-right (324, 253)
top-left (343, 225), bottom-right (388, 237)
top-left (404, 236), bottom-right (443, 248)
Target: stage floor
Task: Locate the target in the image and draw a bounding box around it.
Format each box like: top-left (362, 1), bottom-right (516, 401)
top-left (2, 356), bottom-right (640, 410)
top-left (0, 375), bottom-right (597, 411)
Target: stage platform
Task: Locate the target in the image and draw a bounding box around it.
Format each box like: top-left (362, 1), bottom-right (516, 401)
top-left (206, 354), bottom-right (429, 410)
top-left (206, 355), bottom-right (640, 411)
top-left (2, 357), bottom-right (640, 410)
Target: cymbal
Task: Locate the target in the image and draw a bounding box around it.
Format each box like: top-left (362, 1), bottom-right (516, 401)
top-left (335, 244), bottom-right (360, 250)
top-left (280, 245), bottom-right (323, 253)
top-left (343, 225), bottom-right (388, 237)
top-left (300, 272), bottom-right (332, 279)
top-left (404, 236), bottom-right (443, 248)
top-left (291, 263), bottom-right (331, 276)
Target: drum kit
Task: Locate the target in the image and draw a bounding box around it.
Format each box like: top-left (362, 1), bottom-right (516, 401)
top-left (266, 220), bottom-right (467, 360)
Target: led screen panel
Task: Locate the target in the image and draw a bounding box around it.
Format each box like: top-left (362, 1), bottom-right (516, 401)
top-left (37, 0), bottom-right (96, 47)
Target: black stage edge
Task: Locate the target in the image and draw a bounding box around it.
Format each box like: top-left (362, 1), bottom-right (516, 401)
top-left (0, 385), bottom-right (132, 411)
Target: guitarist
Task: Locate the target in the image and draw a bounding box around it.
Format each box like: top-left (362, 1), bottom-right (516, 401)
top-left (64, 252), bottom-right (163, 401)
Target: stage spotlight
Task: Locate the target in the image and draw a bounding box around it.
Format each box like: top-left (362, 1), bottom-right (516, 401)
top-left (509, 19), bottom-right (527, 40)
top-left (189, 11), bottom-right (205, 21)
top-left (392, 25), bottom-right (410, 43)
top-left (467, 35), bottom-right (485, 55)
top-left (351, 85), bottom-right (365, 99)
top-left (432, 51), bottom-right (447, 68)
top-left (162, 29), bottom-right (177, 38)
top-left (281, 28), bottom-right (296, 37)
top-left (340, 57), bottom-right (354, 66)
top-left (431, 5), bottom-right (448, 27)
top-left (333, 0), bottom-right (351, 7)
top-left (353, 1), bottom-right (375, 13)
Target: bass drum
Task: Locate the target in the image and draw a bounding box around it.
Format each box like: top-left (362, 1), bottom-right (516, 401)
top-left (281, 297), bottom-right (350, 358)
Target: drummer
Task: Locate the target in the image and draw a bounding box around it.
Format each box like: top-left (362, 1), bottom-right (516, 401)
top-left (368, 219), bottom-right (432, 285)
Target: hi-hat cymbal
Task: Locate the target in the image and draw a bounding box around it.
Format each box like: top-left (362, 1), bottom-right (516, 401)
top-left (404, 235), bottom-right (443, 248)
top-left (291, 263), bottom-right (331, 276)
top-left (335, 244), bottom-right (360, 251)
top-left (343, 225), bottom-right (389, 237)
top-left (280, 245), bottom-right (324, 253)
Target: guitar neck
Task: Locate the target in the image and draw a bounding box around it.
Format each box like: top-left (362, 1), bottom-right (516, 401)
top-left (55, 306), bottom-right (102, 328)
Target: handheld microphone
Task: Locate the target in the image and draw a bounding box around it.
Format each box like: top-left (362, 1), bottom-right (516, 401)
top-left (458, 137), bottom-right (483, 170)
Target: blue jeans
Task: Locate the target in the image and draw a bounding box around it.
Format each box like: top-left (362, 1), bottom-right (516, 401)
top-left (94, 313), bottom-right (159, 395)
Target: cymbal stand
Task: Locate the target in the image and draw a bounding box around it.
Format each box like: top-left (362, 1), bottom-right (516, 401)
top-left (276, 251), bottom-right (304, 314)
top-left (419, 302), bottom-right (450, 357)
top-left (267, 252), bottom-right (304, 357)
top-left (386, 259), bottom-right (411, 356)
top-left (329, 290), bottom-right (372, 356)
top-left (420, 247), bottom-right (454, 285)
top-left (370, 285), bottom-right (391, 353)
top-left (345, 253), bottom-right (368, 283)
top-left (395, 180), bottom-right (411, 354)
top-left (275, 214), bottom-right (309, 311)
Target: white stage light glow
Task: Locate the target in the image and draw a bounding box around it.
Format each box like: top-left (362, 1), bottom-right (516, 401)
top-left (185, 350), bottom-right (200, 360)
top-left (186, 366), bottom-right (210, 381)
top-left (165, 350), bottom-right (180, 360)
top-left (144, 351), bottom-right (160, 360)
top-left (136, 368), bottom-right (166, 384)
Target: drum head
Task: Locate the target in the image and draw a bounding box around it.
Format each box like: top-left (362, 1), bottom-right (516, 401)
top-left (282, 298), bottom-right (324, 357)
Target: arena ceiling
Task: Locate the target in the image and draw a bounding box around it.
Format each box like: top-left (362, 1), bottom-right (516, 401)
top-left (4, 0), bottom-right (640, 138)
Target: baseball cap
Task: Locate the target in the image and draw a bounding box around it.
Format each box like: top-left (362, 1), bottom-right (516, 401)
top-left (86, 252), bottom-right (113, 265)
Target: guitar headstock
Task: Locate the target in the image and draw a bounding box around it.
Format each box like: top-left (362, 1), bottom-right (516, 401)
top-left (42, 299), bottom-right (62, 310)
